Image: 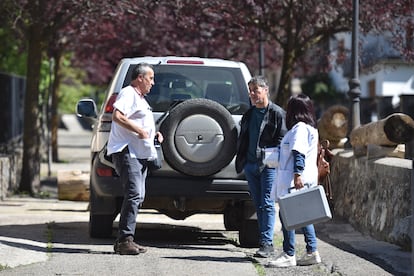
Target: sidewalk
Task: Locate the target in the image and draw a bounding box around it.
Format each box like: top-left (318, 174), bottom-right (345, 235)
top-left (1, 115), bottom-right (412, 275)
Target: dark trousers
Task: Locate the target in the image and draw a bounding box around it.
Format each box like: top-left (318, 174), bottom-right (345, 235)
top-left (112, 147), bottom-right (147, 240)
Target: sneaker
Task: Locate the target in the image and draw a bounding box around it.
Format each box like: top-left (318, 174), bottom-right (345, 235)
top-left (296, 251), bottom-right (321, 266)
top-left (254, 243), bottom-right (274, 258)
top-left (114, 236), bottom-right (147, 255)
top-left (267, 252), bottom-right (296, 268)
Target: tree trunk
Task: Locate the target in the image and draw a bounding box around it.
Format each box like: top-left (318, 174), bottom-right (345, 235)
top-left (51, 51), bottom-right (62, 162)
top-left (274, 46), bottom-right (296, 108)
top-left (20, 24), bottom-right (43, 194)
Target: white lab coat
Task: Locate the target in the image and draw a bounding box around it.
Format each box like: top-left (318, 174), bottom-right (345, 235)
top-left (271, 122), bottom-right (319, 201)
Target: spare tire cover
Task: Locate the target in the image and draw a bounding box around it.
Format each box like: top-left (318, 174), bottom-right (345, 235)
top-left (159, 98), bottom-right (238, 176)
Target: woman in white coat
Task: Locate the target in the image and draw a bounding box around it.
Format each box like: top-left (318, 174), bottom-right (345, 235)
top-left (268, 94), bottom-right (321, 267)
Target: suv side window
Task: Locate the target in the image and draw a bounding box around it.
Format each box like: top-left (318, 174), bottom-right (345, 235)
top-left (122, 64), bottom-right (251, 115)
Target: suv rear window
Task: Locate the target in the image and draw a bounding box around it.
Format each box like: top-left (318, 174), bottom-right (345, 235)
top-left (122, 64), bottom-right (251, 115)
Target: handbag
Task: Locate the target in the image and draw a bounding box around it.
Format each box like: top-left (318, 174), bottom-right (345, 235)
top-left (317, 140), bottom-right (333, 204)
top-left (262, 147), bottom-right (280, 168)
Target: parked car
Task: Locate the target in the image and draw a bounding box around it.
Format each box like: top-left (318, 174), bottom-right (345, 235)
top-left (76, 56), bottom-right (258, 247)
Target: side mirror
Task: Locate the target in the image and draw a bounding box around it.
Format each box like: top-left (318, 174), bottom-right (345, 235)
top-left (76, 99), bottom-right (97, 118)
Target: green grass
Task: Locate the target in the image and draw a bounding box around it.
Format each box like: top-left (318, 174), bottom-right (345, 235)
top-left (0, 264), bottom-right (10, 271)
top-left (253, 261), bottom-right (266, 276)
top-left (45, 221), bottom-right (56, 253)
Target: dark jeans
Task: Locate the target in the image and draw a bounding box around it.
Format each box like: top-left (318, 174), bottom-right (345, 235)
top-left (112, 147), bottom-right (147, 240)
top-left (243, 161), bottom-right (276, 246)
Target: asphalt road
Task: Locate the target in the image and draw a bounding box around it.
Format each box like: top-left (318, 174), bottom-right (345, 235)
top-left (0, 198), bottom-right (258, 276)
top-left (0, 114), bottom-right (411, 276)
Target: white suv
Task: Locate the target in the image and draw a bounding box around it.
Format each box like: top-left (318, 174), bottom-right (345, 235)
top-left (77, 56), bottom-right (258, 247)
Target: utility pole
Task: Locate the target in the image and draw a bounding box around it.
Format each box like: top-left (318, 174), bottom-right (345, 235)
top-left (259, 28), bottom-right (265, 76)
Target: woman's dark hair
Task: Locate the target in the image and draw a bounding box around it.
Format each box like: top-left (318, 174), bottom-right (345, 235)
top-left (285, 93), bottom-right (317, 130)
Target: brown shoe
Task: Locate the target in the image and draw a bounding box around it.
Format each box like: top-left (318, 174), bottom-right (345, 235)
top-left (114, 236), bottom-right (140, 255)
top-left (132, 241), bottom-right (147, 253)
top-left (114, 236), bottom-right (147, 255)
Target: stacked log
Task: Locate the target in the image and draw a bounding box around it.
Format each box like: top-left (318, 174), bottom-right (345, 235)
top-left (350, 113), bottom-right (414, 147)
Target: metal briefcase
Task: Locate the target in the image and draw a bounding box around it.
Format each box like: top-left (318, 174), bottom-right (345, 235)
top-left (278, 185), bottom-right (332, 231)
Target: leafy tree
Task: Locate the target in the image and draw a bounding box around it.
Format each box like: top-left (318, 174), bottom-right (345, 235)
top-left (301, 73), bottom-right (347, 114)
top-left (0, 27), bottom-right (27, 75)
top-left (1, 0), bottom-right (412, 194)
top-left (58, 56), bottom-right (103, 114)
top-left (69, 0), bottom-right (261, 85)
top-left (227, 0), bottom-right (413, 106)
top-left (0, 0), bottom-right (144, 194)
top-left (84, 0), bottom-right (410, 107)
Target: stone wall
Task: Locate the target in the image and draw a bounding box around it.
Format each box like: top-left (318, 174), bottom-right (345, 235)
top-left (330, 149), bottom-right (412, 249)
top-left (0, 145), bottom-right (22, 199)
top-left (0, 156), bottom-right (10, 200)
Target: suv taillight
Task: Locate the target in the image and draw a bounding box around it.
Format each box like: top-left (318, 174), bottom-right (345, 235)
top-left (96, 167), bottom-right (114, 177)
top-left (104, 93), bottom-right (118, 113)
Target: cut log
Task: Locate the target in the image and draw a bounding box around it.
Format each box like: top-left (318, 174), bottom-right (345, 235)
top-left (57, 170), bottom-right (90, 201)
top-left (317, 105), bottom-right (349, 148)
top-left (350, 113), bottom-right (414, 147)
top-left (366, 144), bottom-right (405, 159)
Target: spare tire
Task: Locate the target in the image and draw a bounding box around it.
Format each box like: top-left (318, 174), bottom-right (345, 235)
top-left (159, 98), bottom-right (238, 176)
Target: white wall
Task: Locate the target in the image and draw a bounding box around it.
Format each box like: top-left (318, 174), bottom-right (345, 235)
top-left (359, 62), bottom-right (414, 98)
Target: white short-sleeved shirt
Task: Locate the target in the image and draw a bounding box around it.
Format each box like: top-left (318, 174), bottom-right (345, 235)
top-left (106, 85), bottom-right (156, 159)
top-left (271, 121), bottom-right (319, 201)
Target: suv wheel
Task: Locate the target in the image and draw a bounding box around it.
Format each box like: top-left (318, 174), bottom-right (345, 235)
top-left (159, 98), bottom-right (238, 176)
top-left (239, 219), bottom-right (260, 248)
top-left (89, 174), bottom-right (117, 238)
top-left (223, 205), bottom-right (242, 231)
top-left (90, 213), bottom-right (114, 238)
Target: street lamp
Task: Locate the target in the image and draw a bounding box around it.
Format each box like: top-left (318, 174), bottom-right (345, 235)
top-left (348, 0), bottom-right (361, 131)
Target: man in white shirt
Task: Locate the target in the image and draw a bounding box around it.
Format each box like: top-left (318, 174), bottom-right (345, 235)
top-left (107, 63), bottom-right (163, 255)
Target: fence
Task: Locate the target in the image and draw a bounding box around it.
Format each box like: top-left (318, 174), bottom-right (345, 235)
top-left (0, 72), bottom-right (26, 199)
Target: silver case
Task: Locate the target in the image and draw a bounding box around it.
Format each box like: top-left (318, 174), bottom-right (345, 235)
top-left (279, 185), bottom-right (332, 231)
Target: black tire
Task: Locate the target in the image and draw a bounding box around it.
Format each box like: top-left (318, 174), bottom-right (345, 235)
top-left (239, 219), bottom-right (260, 248)
top-left (159, 98), bottom-right (238, 176)
top-left (89, 213), bottom-right (114, 238)
top-left (223, 206), bottom-right (242, 231)
top-left (89, 173), bottom-right (116, 238)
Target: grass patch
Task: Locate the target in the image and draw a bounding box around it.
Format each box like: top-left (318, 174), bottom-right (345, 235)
top-left (45, 221), bottom-right (56, 253)
top-left (253, 261), bottom-right (266, 276)
top-left (273, 233), bottom-right (284, 248)
top-left (36, 191), bottom-right (51, 199)
top-left (0, 264), bottom-right (10, 271)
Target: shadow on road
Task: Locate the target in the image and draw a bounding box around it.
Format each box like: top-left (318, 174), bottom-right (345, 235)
top-left (0, 220), bottom-right (235, 255)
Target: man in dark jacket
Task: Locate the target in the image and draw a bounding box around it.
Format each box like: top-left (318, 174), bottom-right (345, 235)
top-left (236, 76), bottom-right (287, 258)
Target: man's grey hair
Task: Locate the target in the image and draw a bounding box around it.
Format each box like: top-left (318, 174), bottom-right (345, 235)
top-left (248, 76), bottom-right (268, 88)
top-left (131, 63), bottom-right (153, 80)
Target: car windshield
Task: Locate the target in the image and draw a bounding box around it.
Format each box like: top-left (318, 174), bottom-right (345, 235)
top-left (122, 64), bottom-right (251, 115)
